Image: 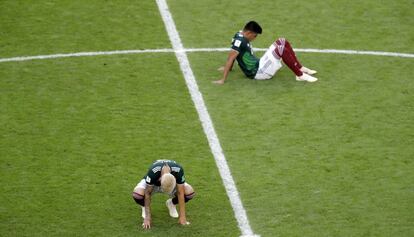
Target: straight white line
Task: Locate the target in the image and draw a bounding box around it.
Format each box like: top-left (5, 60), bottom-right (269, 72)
top-left (156, 0), bottom-right (259, 236)
top-left (187, 48), bottom-right (414, 58)
top-left (0, 48), bottom-right (413, 63)
top-left (292, 48), bottom-right (414, 58)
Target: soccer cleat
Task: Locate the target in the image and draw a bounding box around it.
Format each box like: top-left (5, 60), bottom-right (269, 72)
top-left (141, 206), bottom-right (145, 219)
top-left (300, 66), bottom-right (317, 75)
top-left (296, 73), bottom-right (318, 82)
top-left (166, 198), bottom-right (179, 218)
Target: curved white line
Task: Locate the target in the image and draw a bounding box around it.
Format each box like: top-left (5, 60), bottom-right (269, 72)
top-left (0, 48), bottom-right (412, 63)
top-left (0, 49), bottom-right (174, 63)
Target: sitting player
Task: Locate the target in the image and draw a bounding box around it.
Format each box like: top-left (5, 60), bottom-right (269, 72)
top-left (214, 21), bottom-right (318, 84)
top-left (132, 159), bottom-right (195, 229)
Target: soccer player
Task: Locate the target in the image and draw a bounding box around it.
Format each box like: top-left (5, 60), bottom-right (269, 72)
top-left (132, 159), bottom-right (195, 229)
top-left (214, 21), bottom-right (318, 84)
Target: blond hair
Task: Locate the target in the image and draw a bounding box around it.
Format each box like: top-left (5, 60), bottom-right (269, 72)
top-left (160, 173), bottom-right (176, 194)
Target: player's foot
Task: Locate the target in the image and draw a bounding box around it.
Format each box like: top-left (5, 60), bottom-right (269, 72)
top-left (141, 206), bottom-right (145, 219)
top-left (166, 199), bottom-right (179, 218)
top-left (296, 73), bottom-right (318, 82)
top-left (300, 66), bottom-right (317, 75)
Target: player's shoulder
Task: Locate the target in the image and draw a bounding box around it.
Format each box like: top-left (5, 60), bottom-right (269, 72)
top-left (232, 31), bottom-right (247, 48)
top-left (233, 31), bottom-right (246, 41)
top-left (147, 160), bottom-right (164, 174)
top-left (145, 161), bottom-right (163, 184)
top-left (233, 31), bottom-right (242, 38)
top-left (168, 161), bottom-right (183, 172)
top-left (149, 160), bottom-right (162, 168)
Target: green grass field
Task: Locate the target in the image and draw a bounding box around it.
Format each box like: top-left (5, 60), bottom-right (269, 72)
top-left (1, 0), bottom-right (413, 236)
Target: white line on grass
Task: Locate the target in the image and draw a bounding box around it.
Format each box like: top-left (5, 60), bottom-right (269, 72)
top-left (187, 48), bottom-right (414, 58)
top-left (156, 0), bottom-right (259, 237)
top-left (1, 48), bottom-right (413, 63)
top-left (0, 49), bottom-right (174, 63)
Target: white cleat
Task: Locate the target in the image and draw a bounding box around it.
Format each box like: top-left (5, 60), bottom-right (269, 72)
top-left (296, 73), bottom-right (318, 82)
top-left (300, 66), bottom-right (317, 75)
top-left (166, 198), bottom-right (179, 218)
top-left (141, 206), bottom-right (145, 219)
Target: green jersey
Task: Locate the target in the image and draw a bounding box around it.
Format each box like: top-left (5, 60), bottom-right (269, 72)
top-left (231, 31), bottom-right (259, 78)
top-left (143, 160), bottom-right (185, 186)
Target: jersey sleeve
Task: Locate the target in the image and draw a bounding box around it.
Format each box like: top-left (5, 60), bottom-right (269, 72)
top-left (175, 167), bottom-right (185, 184)
top-left (231, 37), bottom-right (244, 53)
top-left (144, 170), bottom-right (158, 185)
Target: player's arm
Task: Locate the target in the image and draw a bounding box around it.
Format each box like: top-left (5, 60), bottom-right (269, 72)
top-left (176, 183), bottom-right (188, 225)
top-left (229, 59), bottom-right (235, 71)
top-left (218, 57), bottom-right (235, 72)
top-left (143, 185), bottom-right (154, 229)
top-left (214, 49), bottom-right (239, 85)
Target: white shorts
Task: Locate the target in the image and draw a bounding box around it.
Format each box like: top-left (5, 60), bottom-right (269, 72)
top-left (133, 179), bottom-right (190, 197)
top-left (254, 43), bottom-right (283, 80)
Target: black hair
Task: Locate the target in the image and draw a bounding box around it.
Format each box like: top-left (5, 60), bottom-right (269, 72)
top-left (243, 21), bottom-right (262, 34)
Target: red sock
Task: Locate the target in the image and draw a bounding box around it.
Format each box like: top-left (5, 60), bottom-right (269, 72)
top-left (274, 38), bottom-right (303, 76)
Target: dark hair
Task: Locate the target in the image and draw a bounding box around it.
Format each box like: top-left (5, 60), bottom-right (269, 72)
top-left (243, 21), bottom-right (262, 34)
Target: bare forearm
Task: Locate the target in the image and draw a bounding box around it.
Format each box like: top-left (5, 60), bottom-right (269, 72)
top-left (178, 191), bottom-right (186, 218)
top-left (214, 50), bottom-right (238, 85)
top-left (229, 59), bottom-right (234, 71)
top-left (144, 190), bottom-right (152, 219)
top-left (222, 59), bottom-right (234, 81)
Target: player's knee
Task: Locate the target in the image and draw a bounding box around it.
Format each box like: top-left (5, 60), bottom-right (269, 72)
top-left (132, 192), bottom-right (145, 206)
top-left (276, 37), bottom-right (286, 46)
top-left (184, 184), bottom-right (194, 194)
top-left (185, 192), bottom-right (195, 202)
top-left (171, 191), bottom-right (195, 205)
top-left (184, 184), bottom-right (195, 202)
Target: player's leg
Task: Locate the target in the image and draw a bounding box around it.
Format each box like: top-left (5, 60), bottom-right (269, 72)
top-left (280, 38), bottom-right (317, 75)
top-left (132, 179), bottom-right (146, 206)
top-left (171, 183), bottom-right (195, 203)
top-left (184, 183), bottom-right (196, 201)
top-left (132, 179), bottom-right (147, 218)
top-left (166, 183), bottom-right (195, 218)
top-left (254, 45), bottom-right (282, 80)
top-left (275, 38), bottom-right (318, 82)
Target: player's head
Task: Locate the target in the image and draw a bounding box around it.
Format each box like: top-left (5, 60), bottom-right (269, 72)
top-left (243, 21), bottom-right (262, 41)
top-left (161, 173), bottom-right (176, 194)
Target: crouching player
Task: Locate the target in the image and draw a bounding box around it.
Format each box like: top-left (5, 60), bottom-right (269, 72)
top-left (132, 160), bottom-right (195, 229)
top-left (215, 21), bottom-right (318, 84)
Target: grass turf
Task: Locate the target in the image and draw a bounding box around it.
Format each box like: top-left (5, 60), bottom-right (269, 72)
top-left (0, 54), bottom-right (239, 236)
top-left (0, 0), bottom-right (170, 57)
top-left (1, 0), bottom-right (414, 236)
top-left (169, 0), bottom-right (414, 53)
top-left (170, 1), bottom-right (413, 234)
top-left (190, 52), bottom-right (413, 236)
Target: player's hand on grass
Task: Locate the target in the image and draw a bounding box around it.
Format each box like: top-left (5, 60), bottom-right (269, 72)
top-left (142, 218), bottom-right (151, 229)
top-left (213, 78), bottom-right (225, 85)
top-left (179, 216), bottom-right (190, 226)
